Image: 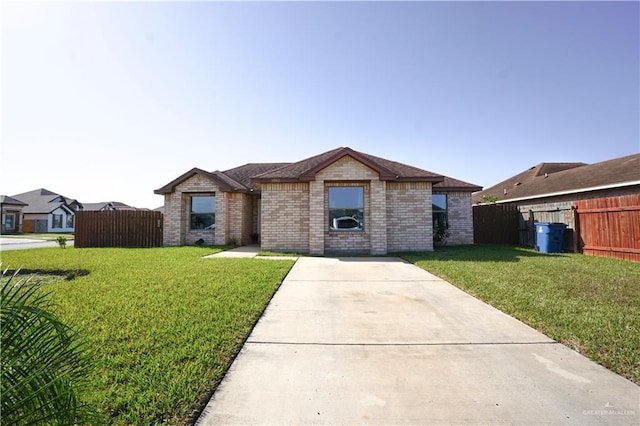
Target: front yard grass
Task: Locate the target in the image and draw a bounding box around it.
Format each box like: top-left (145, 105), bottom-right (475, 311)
top-left (1, 246), bottom-right (294, 425)
top-left (400, 245), bottom-right (640, 384)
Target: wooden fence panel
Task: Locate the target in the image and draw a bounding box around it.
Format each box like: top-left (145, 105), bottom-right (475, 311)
top-left (473, 204), bottom-right (519, 245)
top-left (75, 210), bottom-right (163, 248)
top-left (517, 202), bottom-right (576, 251)
top-left (574, 194), bottom-right (640, 262)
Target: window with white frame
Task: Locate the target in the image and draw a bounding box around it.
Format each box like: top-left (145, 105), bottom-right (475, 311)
top-left (328, 186), bottom-right (364, 231)
top-left (190, 195), bottom-right (216, 230)
top-left (66, 214), bottom-right (74, 229)
top-left (52, 214), bottom-right (63, 229)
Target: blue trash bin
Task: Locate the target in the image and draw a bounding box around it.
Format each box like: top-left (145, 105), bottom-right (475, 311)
top-left (536, 222), bottom-right (567, 253)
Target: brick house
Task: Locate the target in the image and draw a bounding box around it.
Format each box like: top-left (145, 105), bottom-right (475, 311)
top-left (155, 147), bottom-right (481, 255)
top-left (1, 195), bottom-right (28, 234)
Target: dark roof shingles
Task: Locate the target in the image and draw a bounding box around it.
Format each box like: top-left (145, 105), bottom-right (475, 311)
top-left (473, 154), bottom-right (640, 203)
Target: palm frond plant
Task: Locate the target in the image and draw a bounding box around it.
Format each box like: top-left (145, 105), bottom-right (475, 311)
top-left (1, 267), bottom-right (99, 425)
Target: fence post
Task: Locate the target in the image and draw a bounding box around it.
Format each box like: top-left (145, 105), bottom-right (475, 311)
top-left (572, 206), bottom-right (581, 253)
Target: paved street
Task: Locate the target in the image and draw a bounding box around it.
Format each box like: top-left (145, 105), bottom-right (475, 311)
top-left (0, 237), bottom-right (73, 251)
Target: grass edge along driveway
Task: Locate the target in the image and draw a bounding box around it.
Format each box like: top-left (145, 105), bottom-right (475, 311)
top-left (0, 246), bottom-right (295, 425)
top-left (400, 245), bottom-right (639, 385)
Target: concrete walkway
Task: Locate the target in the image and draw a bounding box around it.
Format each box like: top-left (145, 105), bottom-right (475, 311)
top-left (197, 257), bottom-right (639, 425)
top-left (204, 245), bottom-right (298, 260)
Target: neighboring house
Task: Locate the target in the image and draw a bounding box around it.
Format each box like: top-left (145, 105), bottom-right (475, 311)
top-left (1, 195), bottom-right (28, 234)
top-left (155, 147), bottom-right (481, 254)
top-left (10, 189), bottom-right (82, 233)
top-left (472, 153), bottom-right (640, 249)
top-left (82, 201), bottom-right (136, 211)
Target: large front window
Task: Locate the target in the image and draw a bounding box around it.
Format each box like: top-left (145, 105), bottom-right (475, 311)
top-left (66, 215), bottom-right (74, 228)
top-left (328, 186), bottom-right (364, 231)
top-left (190, 195), bottom-right (215, 230)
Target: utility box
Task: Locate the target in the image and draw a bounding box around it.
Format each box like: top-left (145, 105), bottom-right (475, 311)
top-left (536, 222), bottom-right (567, 253)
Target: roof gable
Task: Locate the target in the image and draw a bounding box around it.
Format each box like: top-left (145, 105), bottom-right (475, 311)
top-left (154, 168), bottom-right (246, 195)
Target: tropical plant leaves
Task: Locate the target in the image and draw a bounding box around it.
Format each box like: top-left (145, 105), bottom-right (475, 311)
top-left (1, 267), bottom-right (99, 425)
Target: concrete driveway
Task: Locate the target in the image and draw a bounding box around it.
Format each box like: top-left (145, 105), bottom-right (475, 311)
top-left (197, 257), bottom-right (639, 425)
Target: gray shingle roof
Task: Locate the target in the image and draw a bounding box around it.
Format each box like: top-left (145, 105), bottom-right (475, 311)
top-left (0, 195), bottom-right (28, 206)
top-left (473, 153), bottom-right (640, 203)
top-left (10, 188), bottom-right (79, 214)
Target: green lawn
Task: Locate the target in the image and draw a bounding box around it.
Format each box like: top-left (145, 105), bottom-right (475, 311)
top-left (400, 245), bottom-right (640, 384)
top-left (1, 247), bottom-right (294, 425)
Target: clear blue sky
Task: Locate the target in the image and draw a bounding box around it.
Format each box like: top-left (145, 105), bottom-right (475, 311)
top-left (2, 1), bottom-right (638, 209)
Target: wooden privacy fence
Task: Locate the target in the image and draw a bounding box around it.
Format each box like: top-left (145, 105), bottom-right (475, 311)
top-left (574, 194), bottom-right (640, 262)
top-left (75, 210), bottom-right (163, 248)
top-left (473, 204), bottom-right (519, 245)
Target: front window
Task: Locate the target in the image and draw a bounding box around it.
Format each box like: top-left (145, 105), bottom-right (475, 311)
top-left (328, 186), bottom-right (364, 231)
top-left (52, 214), bottom-right (63, 229)
top-left (4, 214), bottom-right (15, 230)
top-left (190, 195), bottom-right (216, 230)
top-left (66, 215), bottom-right (74, 228)
top-left (433, 194), bottom-right (448, 229)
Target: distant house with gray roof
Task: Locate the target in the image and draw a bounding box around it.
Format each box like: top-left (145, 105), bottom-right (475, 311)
top-left (10, 188), bottom-right (82, 233)
top-left (82, 201), bottom-right (136, 212)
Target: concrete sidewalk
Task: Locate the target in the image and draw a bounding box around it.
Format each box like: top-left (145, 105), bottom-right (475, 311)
top-left (204, 245), bottom-right (298, 260)
top-left (197, 257), bottom-right (639, 425)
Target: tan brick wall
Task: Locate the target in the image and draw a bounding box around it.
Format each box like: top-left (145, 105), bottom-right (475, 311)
top-left (387, 182), bottom-right (433, 252)
top-left (440, 191), bottom-right (474, 245)
top-left (370, 180), bottom-right (388, 254)
top-left (316, 156), bottom-right (381, 255)
top-left (308, 181), bottom-right (324, 255)
top-left (162, 174), bottom-right (226, 246)
top-left (261, 182), bottom-right (310, 252)
top-left (226, 192), bottom-right (253, 245)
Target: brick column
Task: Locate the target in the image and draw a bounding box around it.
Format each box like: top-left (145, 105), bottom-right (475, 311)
top-left (369, 180), bottom-right (388, 254)
top-left (309, 180), bottom-right (325, 255)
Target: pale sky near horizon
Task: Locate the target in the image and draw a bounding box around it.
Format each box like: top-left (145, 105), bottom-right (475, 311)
top-left (1, 1), bottom-right (638, 209)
